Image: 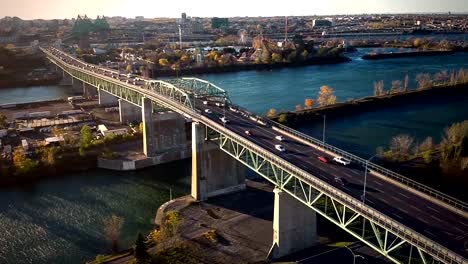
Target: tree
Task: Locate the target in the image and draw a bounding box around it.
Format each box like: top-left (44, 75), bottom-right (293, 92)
top-left (104, 214), bottom-right (124, 252)
top-left (301, 50), bottom-right (309, 60)
top-left (390, 134), bottom-right (414, 160)
top-left (267, 108), bottom-right (277, 118)
top-left (413, 38), bottom-right (424, 48)
top-left (419, 137), bottom-right (434, 153)
top-left (317, 85), bottom-right (337, 106)
top-left (79, 125), bottom-right (93, 152)
top-left (403, 74), bottom-right (409, 91)
top-left (0, 114), bottom-right (7, 128)
top-left (304, 98), bottom-right (315, 109)
top-left (134, 232), bottom-right (149, 262)
top-left (125, 64), bottom-right (133, 73)
top-left (13, 147), bottom-right (38, 175)
top-left (295, 104), bottom-right (303, 111)
top-left (416, 73), bottom-right (432, 90)
top-left (373, 80), bottom-right (385, 96)
top-left (271, 53), bottom-right (282, 63)
top-left (390, 80), bottom-right (402, 94)
top-left (158, 58), bottom-right (169, 67)
top-left (278, 113), bottom-right (288, 124)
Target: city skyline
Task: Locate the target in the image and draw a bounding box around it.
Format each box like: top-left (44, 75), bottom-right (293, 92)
top-left (1, 0), bottom-right (467, 20)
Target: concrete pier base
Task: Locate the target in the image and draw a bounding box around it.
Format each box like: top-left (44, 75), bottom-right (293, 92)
top-left (268, 187), bottom-right (317, 259)
top-left (191, 122), bottom-right (246, 201)
top-left (119, 99), bottom-right (141, 125)
top-left (98, 89), bottom-right (119, 106)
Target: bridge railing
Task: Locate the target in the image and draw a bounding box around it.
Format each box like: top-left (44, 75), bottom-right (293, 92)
top-left (266, 118), bottom-right (468, 214)
top-left (202, 115), bottom-right (465, 264)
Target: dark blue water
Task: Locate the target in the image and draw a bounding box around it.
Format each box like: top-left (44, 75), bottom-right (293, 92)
top-left (199, 50), bottom-right (468, 155)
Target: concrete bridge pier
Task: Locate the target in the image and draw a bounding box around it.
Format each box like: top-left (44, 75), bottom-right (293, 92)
top-left (142, 97), bottom-right (156, 157)
top-left (268, 187), bottom-right (318, 259)
top-left (118, 99), bottom-right (142, 125)
top-left (98, 89), bottom-right (119, 106)
top-left (82, 83), bottom-right (97, 99)
top-left (59, 70), bottom-right (74, 86)
top-left (191, 122), bottom-right (246, 201)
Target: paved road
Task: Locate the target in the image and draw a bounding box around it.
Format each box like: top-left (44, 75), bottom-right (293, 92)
top-left (47, 48), bottom-right (468, 261)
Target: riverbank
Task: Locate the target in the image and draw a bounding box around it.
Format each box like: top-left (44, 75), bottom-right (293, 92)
top-left (0, 77), bottom-right (61, 89)
top-left (151, 56), bottom-right (351, 77)
top-left (273, 82), bottom-right (468, 126)
top-left (362, 50), bottom-right (454, 60)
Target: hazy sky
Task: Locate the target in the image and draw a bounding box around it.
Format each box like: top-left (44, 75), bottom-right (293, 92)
top-left (2, 0), bottom-right (467, 19)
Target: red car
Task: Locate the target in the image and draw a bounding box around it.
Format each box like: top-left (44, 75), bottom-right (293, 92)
top-left (318, 156), bottom-right (330, 163)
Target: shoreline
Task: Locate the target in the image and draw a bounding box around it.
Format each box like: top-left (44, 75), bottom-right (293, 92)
top-left (362, 50), bottom-right (455, 60)
top-left (150, 56), bottom-right (351, 77)
top-left (273, 82), bottom-right (468, 125)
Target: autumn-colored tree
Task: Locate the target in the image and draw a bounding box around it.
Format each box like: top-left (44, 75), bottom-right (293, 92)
top-left (267, 108), bottom-right (277, 118)
top-left (158, 58), bottom-right (169, 67)
top-left (278, 113), bottom-right (288, 124)
top-left (0, 113), bottom-right (7, 128)
top-left (413, 38), bottom-right (424, 48)
top-left (390, 134), bottom-right (414, 160)
top-left (13, 147), bottom-right (38, 175)
top-left (304, 98), bottom-right (315, 109)
top-left (271, 53), bottom-right (282, 63)
top-left (390, 80), bottom-right (402, 94)
top-left (416, 73), bottom-right (432, 90)
top-left (104, 214), bottom-right (124, 252)
top-left (295, 104), bottom-right (303, 111)
top-left (317, 85), bottom-right (337, 106)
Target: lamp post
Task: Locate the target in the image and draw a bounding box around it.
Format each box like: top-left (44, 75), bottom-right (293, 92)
top-left (316, 113), bottom-right (326, 148)
top-left (344, 246), bottom-right (365, 264)
top-left (362, 154), bottom-right (377, 204)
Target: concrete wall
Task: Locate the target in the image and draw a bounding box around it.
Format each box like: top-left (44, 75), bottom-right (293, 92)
top-left (153, 112), bottom-right (188, 153)
top-left (269, 187), bottom-right (317, 259)
top-left (191, 122), bottom-right (246, 201)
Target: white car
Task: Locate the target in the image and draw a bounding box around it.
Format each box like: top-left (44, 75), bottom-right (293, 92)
top-left (220, 117), bottom-right (229, 123)
top-left (215, 102), bottom-right (225, 107)
top-left (333, 156), bottom-right (351, 166)
top-left (275, 144), bottom-right (286, 152)
top-left (275, 135), bottom-right (285, 141)
top-left (204, 109), bottom-right (212, 114)
top-left (203, 101), bottom-right (209, 105)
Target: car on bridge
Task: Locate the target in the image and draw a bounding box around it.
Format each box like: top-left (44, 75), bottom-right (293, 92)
top-left (204, 109), bottom-right (212, 114)
top-left (318, 156), bottom-right (330, 163)
top-left (245, 130), bottom-right (252, 136)
top-left (333, 156), bottom-right (351, 166)
top-left (275, 144), bottom-right (286, 152)
top-left (275, 135), bottom-right (285, 141)
top-left (220, 117), bottom-right (229, 123)
top-left (334, 177), bottom-right (348, 186)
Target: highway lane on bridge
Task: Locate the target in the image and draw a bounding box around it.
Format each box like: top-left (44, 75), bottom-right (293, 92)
top-left (47, 48), bottom-right (468, 261)
top-left (202, 102), bottom-right (468, 260)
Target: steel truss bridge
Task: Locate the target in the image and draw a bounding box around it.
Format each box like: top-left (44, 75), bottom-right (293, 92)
top-left (42, 47), bottom-right (467, 264)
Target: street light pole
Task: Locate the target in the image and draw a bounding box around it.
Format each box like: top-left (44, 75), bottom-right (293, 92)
top-left (316, 113), bottom-right (326, 148)
top-left (362, 154), bottom-right (377, 204)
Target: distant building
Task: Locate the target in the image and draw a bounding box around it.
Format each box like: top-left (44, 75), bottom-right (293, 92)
top-left (135, 16), bottom-right (144, 21)
top-left (211, 17), bottom-right (229, 29)
top-left (312, 19), bottom-right (332, 27)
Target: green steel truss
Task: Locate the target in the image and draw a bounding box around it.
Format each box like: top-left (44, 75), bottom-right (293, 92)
top-left (43, 47), bottom-right (465, 264)
top-left (165, 77), bottom-right (231, 103)
top-left (200, 122), bottom-right (465, 264)
top-left (42, 48), bottom-right (194, 110)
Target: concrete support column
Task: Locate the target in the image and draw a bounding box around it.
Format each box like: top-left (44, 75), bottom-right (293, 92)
top-left (142, 97), bottom-right (156, 157)
top-left (268, 187), bottom-right (317, 259)
top-left (118, 99), bottom-right (142, 125)
top-left (82, 83), bottom-right (97, 99)
top-left (191, 122), bottom-right (246, 201)
top-left (153, 112), bottom-right (187, 153)
top-left (98, 89), bottom-right (119, 106)
top-left (59, 70), bottom-right (73, 86)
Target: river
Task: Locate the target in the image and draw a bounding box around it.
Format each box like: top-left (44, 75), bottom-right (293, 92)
top-left (0, 48), bottom-right (467, 263)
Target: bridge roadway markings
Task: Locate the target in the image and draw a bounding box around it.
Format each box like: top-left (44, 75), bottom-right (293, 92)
top-left (50, 49), bottom-right (468, 261)
top-left (200, 100), bottom-right (468, 259)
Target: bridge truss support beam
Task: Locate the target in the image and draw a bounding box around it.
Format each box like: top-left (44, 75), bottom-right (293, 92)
top-left (118, 99), bottom-right (141, 125)
top-left (268, 187), bottom-right (318, 259)
top-left (142, 97), bottom-right (156, 157)
top-left (98, 89), bottom-right (119, 106)
top-left (191, 122), bottom-right (246, 201)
